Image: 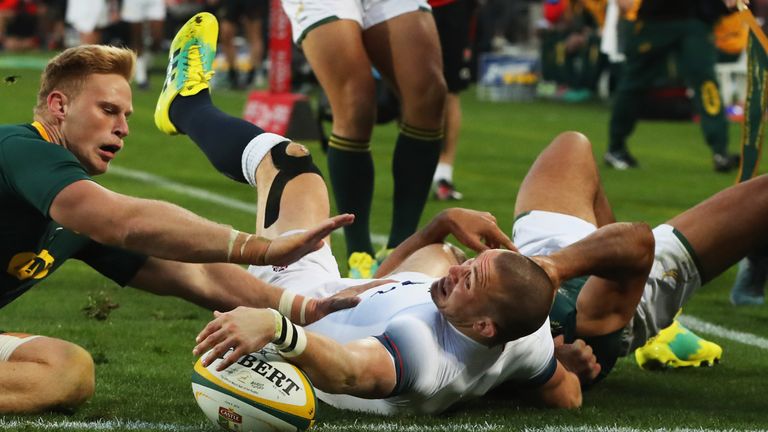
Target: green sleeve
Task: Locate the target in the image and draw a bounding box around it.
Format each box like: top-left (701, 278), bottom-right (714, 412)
top-left (75, 241), bottom-right (149, 287)
top-left (0, 135), bottom-right (91, 217)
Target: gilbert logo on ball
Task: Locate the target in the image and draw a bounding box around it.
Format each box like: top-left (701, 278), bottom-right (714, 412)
top-left (192, 347), bottom-right (316, 432)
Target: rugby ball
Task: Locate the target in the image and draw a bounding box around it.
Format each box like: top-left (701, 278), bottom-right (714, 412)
top-left (192, 348), bottom-right (316, 432)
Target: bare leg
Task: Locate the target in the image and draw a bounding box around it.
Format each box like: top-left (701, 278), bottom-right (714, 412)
top-left (668, 175), bottom-right (768, 283)
top-left (303, 20), bottom-right (377, 256)
top-left (253, 143), bottom-right (331, 243)
top-left (515, 131), bottom-right (615, 226)
top-left (438, 93), bottom-right (461, 168)
top-left (364, 11), bottom-right (447, 247)
top-left (0, 335), bottom-right (94, 413)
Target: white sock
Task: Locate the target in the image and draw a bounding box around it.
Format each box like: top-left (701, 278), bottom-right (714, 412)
top-left (241, 133), bottom-right (290, 187)
top-left (433, 163), bottom-right (453, 183)
top-left (135, 54), bottom-right (148, 84)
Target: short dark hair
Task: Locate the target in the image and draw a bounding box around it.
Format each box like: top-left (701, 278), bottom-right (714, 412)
top-left (488, 253), bottom-right (554, 343)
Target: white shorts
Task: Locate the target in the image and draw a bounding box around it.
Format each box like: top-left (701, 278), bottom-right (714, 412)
top-left (121, 0), bottom-right (166, 23)
top-left (248, 229), bottom-right (368, 299)
top-left (0, 334), bottom-right (41, 361)
top-left (513, 210), bottom-right (703, 353)
top-left (66, 0), bottom-right (109, 33)
top-left (247, 230), bottom-right (426, 298)
top-left (280, 0), bottom-right (431, 44)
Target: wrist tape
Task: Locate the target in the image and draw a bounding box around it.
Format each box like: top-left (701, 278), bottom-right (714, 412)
top-left (269, 308), bottom-right (307, 358)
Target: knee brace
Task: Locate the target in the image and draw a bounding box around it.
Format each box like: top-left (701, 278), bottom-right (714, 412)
top-left (264, 141), bottom-right (323, 229)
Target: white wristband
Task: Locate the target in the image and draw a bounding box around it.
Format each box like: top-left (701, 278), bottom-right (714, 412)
top-left (268, 308), bottom-right (307, 358)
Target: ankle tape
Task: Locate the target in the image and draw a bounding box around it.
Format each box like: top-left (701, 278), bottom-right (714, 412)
top-left (264, 141), bottom-right (322, 229)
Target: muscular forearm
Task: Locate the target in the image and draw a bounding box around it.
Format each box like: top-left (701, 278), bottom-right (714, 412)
top-left (292, 334), bottom-right (394, 399)
top-left (543, 222), bottom-right (654, 285)
top-left (130, 260), bottom-right (280, 311)
top-left (51, 181), bottom-right (270, 264)
top-left (376, 212), bottom-right (450, 276)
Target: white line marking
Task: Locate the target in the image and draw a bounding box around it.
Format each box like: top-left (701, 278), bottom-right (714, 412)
top-left (5, 421), bottom-right (761, 432)
top-left (0, 419), bottom-right (204, 431)
top-left (316, 425), bottom-right (765, 432)
top-left (108, 165), bottom-right (389, 245)
top-left (108, 165), bottom-right (256, 214)
top-left (679, 314), bottom-right (768, 350)
top-left (109, 165), bottom-right (768, 351)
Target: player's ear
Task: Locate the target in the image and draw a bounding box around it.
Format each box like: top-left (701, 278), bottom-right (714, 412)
top-left (48, 90), bottom-right (68, 120)
top-left (473, 317), bottom-right (498, 340)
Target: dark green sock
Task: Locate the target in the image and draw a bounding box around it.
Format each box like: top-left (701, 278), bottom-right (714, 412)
top-left (327, 134), bottom-right (374, 256)
top-left (388, 124), bottom-right (442, 248)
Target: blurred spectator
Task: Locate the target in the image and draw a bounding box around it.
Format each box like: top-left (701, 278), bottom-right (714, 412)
top-left (121, 0), bottom-right (167, 89)
top-left (0, 0), bottom-right (39, 51)
top-left (207, 0), bottom-right (267, 89)
top-left (38, 0), bottom-right (66, 50)
top-left (538, 0), bottom-right (607, 102)
top-left (65, 0), bottom-right (109, 44)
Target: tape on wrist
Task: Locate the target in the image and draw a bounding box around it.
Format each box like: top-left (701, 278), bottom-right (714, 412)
top-left (226, 229), bottom-right (239, 262)
top-left (268, 308), bottom-right (307, 358)
top-left (278, 291), bottom-right (312, 325)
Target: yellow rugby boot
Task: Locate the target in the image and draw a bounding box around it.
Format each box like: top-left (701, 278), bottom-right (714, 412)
top-left (155, 12), bottom-right (218, 135)
top-left (348, 252), bottom-right (378, 279)
top-left (635, 320), bottom-right (723, 370)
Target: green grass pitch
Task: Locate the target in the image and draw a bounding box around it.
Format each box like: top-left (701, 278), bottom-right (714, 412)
top-left (1, 58), bottom-right (767, 431)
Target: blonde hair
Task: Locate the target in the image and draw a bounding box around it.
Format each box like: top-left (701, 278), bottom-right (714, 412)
top-left (35, 45), bottom-right (136, 116)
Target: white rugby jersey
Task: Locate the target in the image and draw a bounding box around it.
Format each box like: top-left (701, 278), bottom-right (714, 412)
top-left (306, 272), bottom-right (556, 415)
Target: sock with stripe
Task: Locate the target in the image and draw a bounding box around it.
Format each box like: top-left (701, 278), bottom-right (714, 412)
top-left (169, 90), bottom-right (265, 183)
top-left (388, 123), bottom-right (442, 248)
top-left (327, 134), bottom-right (375, 256)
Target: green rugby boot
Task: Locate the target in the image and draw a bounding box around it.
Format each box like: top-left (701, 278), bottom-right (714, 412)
top-left (635, 320), bottom-right (722, 370)
top-left (155, 12), bottom-right (218, 135)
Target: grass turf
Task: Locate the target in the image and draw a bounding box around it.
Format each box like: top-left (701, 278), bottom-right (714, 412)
top-left (1, 61), bottom-right (767, 431)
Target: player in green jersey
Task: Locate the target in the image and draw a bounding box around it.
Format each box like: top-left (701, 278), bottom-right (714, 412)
top-left (0, 37), bottom-right (361, 413)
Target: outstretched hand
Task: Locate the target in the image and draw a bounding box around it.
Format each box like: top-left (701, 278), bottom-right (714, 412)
top-left (442, 208), bottom-right (516, 253)
top-left (194, 307), bottom-right (275, 371)
top-left (261, 214), bottom-right (354, 266)
top-left (302, 279), bottom-right (395, 324)
top-left (554, 335), bottom-right (601, 386)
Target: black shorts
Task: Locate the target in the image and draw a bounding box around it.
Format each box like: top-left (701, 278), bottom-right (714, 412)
top-left (217, 0), bottom-right (268, 22)
top-left (433, 0), bottom-right (473, 93)
top-left (6, 12), bottom-right (38, 38)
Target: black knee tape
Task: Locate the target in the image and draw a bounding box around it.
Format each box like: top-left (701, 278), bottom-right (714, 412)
top-left (264, 142), bottom-right (323, 229)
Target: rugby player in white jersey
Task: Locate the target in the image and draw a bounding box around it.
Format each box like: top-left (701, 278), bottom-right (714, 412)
top-left (154, 17), bottom-right (596, 412)
top-left (187, 132), bottom-right (596, 413)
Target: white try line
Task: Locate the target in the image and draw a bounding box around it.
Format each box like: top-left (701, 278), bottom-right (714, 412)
top-left (108, 165), bottom-right (768, 352)
top-left (108, 165), bottom-right (389, 245)
top-left (0, 419), bottom-right (205, 431)
top-left (679, 314), bottom-right (768, 350)
top-left (3, 420), bottom-right (763, 432)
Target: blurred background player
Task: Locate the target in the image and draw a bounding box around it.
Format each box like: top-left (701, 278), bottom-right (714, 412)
top-left (430, 0), bottom-right (476, 201)
top-left (207, 0), bottom-right (267, 90)
top-left (65, 0), bottom-right (110, 45)
top-left (121, 0), bottom-right (167, 89)
top-left (278, 0), bottom-right (447, 278)
top-left (605, 0), bottom-right (740, 172)
top-left (0, 0), bottom-right (38, 51)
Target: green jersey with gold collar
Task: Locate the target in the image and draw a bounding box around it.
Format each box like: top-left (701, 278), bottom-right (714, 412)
top-left (0, 123), bottom-right (146, 308)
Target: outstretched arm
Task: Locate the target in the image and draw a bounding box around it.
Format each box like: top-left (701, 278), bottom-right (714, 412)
top-left (50, 180), bottom-right (353, 266)
top-left (193, 307), bottom-right (396, 398)
top-left (376, 208), bottom-right (515, 277)
top-left (129, 258), bottom-right (364, 324)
